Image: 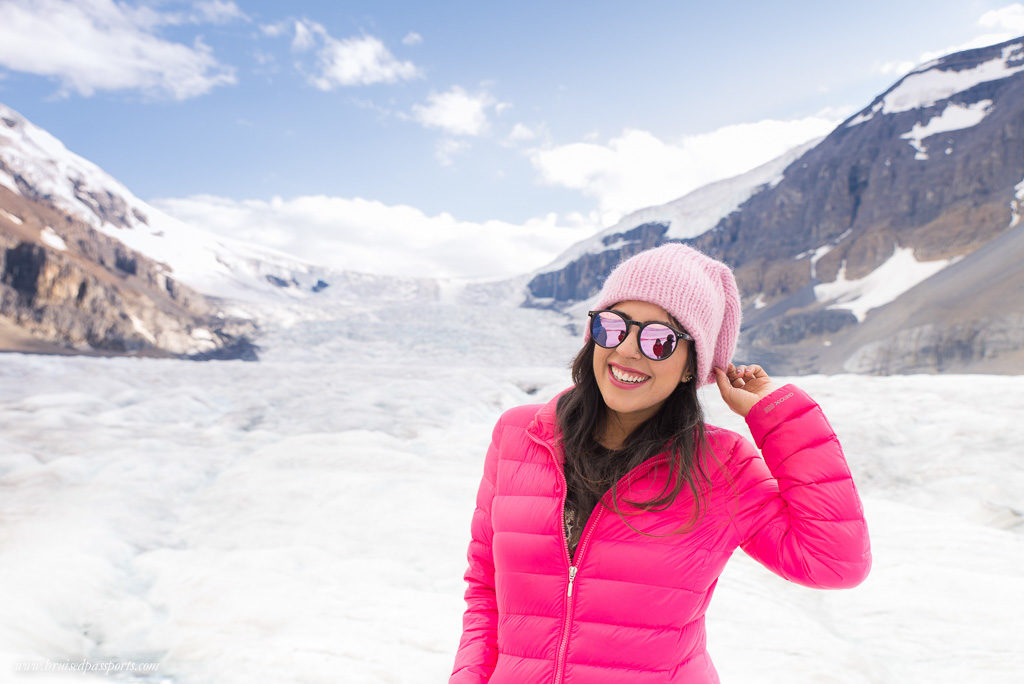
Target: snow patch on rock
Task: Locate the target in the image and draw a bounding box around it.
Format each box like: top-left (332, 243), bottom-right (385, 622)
top-left (1, 208), bottom-right (22, 225)
top-left (813, 246), bottom-right (961, 322)
top-left (883, 44), bottom-right (1024, 114)
top-left (40, 226), bottom-right (66, 251)
top-left (900, 100), bottom-right (992, 160)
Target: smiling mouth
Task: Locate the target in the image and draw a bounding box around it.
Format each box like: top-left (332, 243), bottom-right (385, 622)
top-left (609, 365), bottom-right (650, 384)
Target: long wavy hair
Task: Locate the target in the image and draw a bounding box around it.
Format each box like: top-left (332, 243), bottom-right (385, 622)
top-left (555, 330), bottom-right (719, 540)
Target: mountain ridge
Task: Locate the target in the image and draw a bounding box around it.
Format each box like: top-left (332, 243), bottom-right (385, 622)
top-left (523, 34), bottom-right (1024, 375)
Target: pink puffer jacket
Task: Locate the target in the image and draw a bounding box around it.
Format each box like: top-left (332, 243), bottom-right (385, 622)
top-left (450, 383), bottom-right (871, 683)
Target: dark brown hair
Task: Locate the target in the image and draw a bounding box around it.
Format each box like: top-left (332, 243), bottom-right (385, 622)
top-left (555, 332), bottom-right (718, 540)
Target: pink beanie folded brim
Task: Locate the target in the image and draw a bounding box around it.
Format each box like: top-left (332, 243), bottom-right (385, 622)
top-left (584, 243), bottom-right (742, 388)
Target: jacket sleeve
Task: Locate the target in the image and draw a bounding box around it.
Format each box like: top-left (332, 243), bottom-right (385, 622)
top-left (727, 383), bottom-right (872, 589)
top-left (450, 416), bottom-right (503, 683)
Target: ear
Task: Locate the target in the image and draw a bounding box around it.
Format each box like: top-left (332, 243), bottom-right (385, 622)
top-left (681, 349), bottom-right (697, 383)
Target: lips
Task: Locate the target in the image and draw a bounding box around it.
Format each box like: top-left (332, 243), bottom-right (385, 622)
top-left (607, 363), bottom-right (651, 388)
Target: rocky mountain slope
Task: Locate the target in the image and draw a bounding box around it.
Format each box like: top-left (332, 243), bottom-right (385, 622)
top-left (525, 36), bottom-right (1024, 374)
top-left (0, 184), bottom-right (258, 359)
top-left (0, 103), bottom-right (345, 359)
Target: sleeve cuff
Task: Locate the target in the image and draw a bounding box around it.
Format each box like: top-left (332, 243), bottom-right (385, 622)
top-left (744, 383), bottom-right (817, 450)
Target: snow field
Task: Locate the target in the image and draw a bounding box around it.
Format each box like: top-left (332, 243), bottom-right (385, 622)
top-left (0, 301), bottom-right (1020, 682)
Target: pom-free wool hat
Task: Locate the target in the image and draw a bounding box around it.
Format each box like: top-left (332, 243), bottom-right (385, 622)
top-left (585, 243), bottom-right (742, 388)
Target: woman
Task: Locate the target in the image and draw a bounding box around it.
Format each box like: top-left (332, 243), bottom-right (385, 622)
top-left (450, 243), bottom-right (871, 683)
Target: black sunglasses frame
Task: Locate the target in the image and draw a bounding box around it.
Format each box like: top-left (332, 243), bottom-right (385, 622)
top-left (587, 309), bottom-right (693, 361)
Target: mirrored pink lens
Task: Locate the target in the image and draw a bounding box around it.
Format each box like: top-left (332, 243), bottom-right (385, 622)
top-left (592, 312), bottom-right (627, 347)
top-left (639, 325), bottom-right (676, 360)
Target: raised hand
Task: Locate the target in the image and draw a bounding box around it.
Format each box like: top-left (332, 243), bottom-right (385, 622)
top-left (713, 363), bottom-right (778, 417)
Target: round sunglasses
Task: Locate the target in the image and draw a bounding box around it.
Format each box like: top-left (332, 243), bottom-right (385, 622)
top-left (588, 309), bottom-right (693, 361)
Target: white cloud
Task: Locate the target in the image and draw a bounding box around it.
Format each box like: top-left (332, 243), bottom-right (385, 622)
top-left (402, 31), bottom-right (423, 46)
top-left (0, 0), bottom-right (236, 99)
top-left (436, 138), bottom-right (470, 166)
top-left (508, 123), bottom-right (536, 141)
top-left (529, 114), bottom-right (842, 226)
top-left (291, 18), bottom-right (319, 51)
top-left (411, 86), bottom-right (496, 136)
top-left (119, 0), bottom-right (248, 27)
top-left (283, 19), bottom-right (421, 88)
top-left (978, 3), bottom-right (1024, 32)
top-left (151, 194), bottom-right (599, 279)
top-left (190, 1), bottom-right (248, 24)
top-left (260, 21), bottom-right (287, 38)
top-left (878, 60), bottom-right (916, 76)
top-left (814, 105), bottom-right (856, 120)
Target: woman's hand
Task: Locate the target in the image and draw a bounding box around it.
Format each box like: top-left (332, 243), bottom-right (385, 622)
top-left (713, 363), bottom-right (778, 417)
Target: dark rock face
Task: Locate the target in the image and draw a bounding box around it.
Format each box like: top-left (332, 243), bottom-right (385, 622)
top-left (0, 187), bottom-right (258, 361)
top-left (186, 334), bottom-right (261, 362)
top-left (527, 37), bottom-right (1024, 374)
top-left (114, 247), bottom-right (137, 275)
top-left (742, 309), bottom-right (858, 347)
top-left (3, 242), bottom-right (45, 300)
top-left (71, 179), bottom-right (136, 230)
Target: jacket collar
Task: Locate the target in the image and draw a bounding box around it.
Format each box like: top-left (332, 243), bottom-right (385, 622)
top-left (526, 386), bottom-right (573, 445)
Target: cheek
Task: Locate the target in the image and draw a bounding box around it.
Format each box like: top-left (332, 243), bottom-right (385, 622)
top-left (657, 356), bottom-right (687, 386)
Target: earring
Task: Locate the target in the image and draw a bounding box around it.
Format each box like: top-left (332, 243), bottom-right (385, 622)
top-left (681, 375), bottom-right (692, 383)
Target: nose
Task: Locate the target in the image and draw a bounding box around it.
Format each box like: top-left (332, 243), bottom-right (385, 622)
top-left (615, 325), bottom-right (643, 359)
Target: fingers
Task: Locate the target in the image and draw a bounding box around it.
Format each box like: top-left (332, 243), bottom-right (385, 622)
top-left (726, 363), bottom-right (767, 387)
top-left (713, 367), bottom-right (731, 394)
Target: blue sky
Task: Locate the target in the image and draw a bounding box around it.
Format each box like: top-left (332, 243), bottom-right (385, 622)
top-left (1, 0), bottom-right (1022, 278)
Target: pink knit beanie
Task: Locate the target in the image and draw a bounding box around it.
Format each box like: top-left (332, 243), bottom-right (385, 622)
top-left (584, 243), bottom-right (742, 388)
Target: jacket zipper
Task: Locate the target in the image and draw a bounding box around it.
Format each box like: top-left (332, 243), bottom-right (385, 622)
top-left (527, 429), bottom-right (669, 684)
top-left (554, 501), bottom-right (602, 683)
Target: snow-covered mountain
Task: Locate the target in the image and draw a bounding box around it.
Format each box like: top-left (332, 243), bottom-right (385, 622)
top-left (0, 102), bottom-right (452, 359)
top-left (525, 35), bottom-right (1024, 375)
top-left (0, 102), bottom-right (339, 303)
top-left (531, 136), bottom-right (822, 281)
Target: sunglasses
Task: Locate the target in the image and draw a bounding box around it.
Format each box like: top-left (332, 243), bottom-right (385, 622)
top-left (588, 309), bottom-right (693, 361)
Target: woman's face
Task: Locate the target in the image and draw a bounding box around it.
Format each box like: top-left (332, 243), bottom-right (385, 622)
top-left (592, 300), bottom-right (691, 428)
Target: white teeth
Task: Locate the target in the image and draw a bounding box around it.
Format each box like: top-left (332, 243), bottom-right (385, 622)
top-left (610, 366), bottom-right (648, 383)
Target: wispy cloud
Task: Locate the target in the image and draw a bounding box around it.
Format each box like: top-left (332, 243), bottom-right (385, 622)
top-left (435, 138), bottom-right (470, 166)
top-left (0, 0), bottom-right (236, 99)
top-left (151, 194), bottom-right (598, 279)
top-left (877, 60), bottom-right (917, 76)
top-left (529, 112), bottom-right (844, 226)
top-left (410, 86), bottom-right (496, 136)
top-left (190, 1), bottom-right (248, 25)
top-left (402, 31), bottom-right (423, 46)
top-left (507, 123), bottom-right (537, 142)
top-left (268, 19), bottom-right (422, 88)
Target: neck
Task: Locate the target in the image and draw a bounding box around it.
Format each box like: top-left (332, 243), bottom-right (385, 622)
top-left (598, 406), bottom-right (657, 450)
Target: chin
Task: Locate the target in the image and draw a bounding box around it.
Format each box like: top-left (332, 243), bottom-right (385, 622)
top-left (596, 378), bottom-right (671, 418)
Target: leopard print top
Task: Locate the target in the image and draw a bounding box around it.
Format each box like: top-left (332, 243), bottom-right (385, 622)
top-left (564, 496), bottom-right (586, 559)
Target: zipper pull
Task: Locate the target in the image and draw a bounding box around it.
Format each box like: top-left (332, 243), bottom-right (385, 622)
top-left (567, 566), bottom-right (578, 597)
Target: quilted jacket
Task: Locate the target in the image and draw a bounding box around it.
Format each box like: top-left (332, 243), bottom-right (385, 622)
top-left (450, 383), bottom-right (871, 683)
